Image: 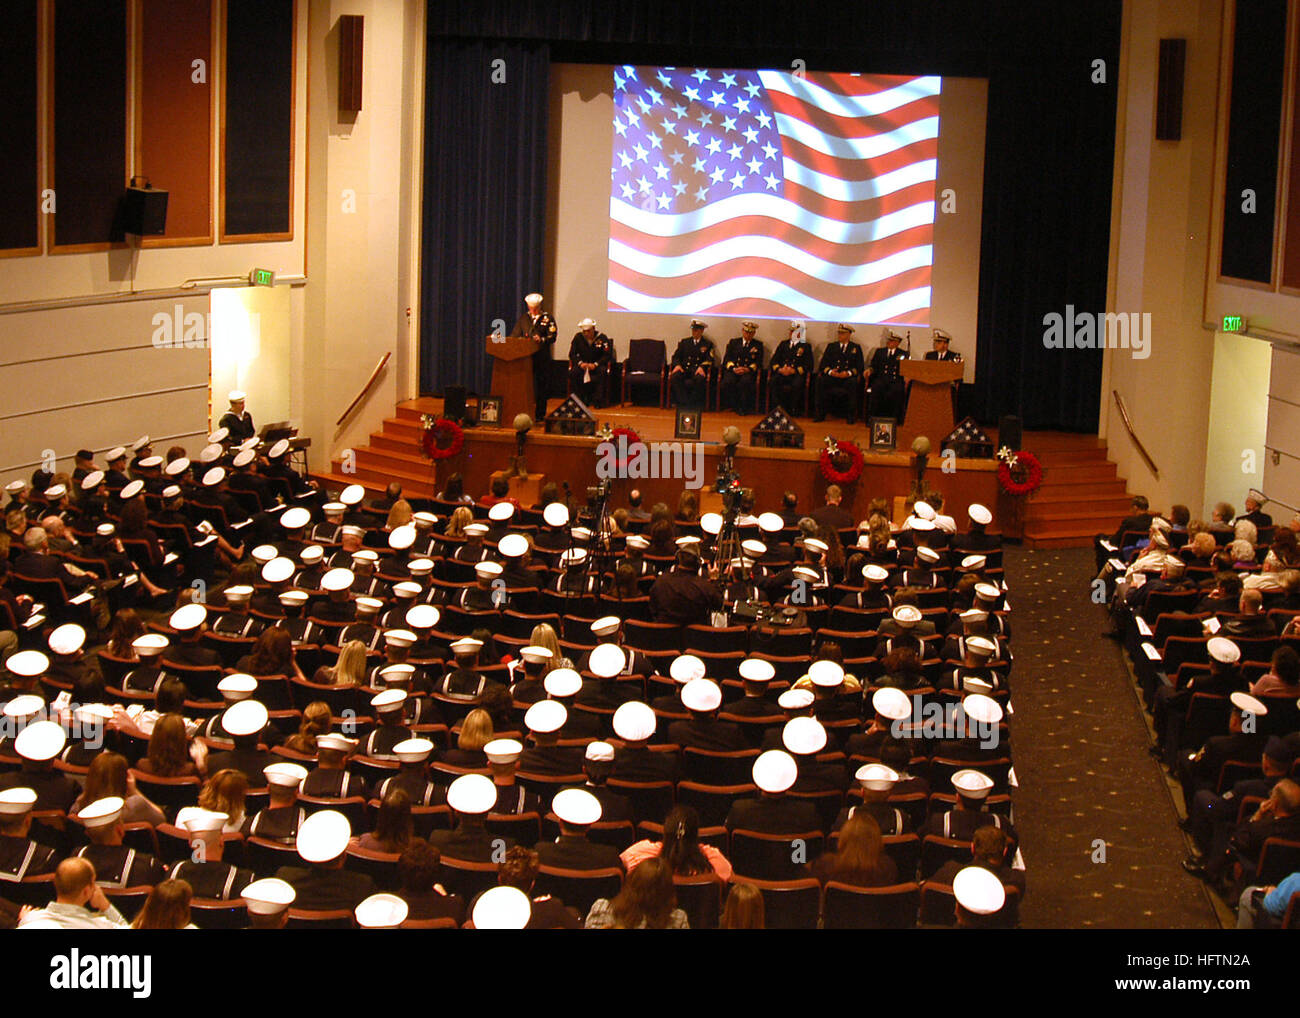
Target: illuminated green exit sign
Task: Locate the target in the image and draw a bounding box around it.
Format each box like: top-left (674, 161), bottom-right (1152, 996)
top-left (1223, 315), bottom-right (1245, 332)
top-left (249, 268), bottom-right (276, 287)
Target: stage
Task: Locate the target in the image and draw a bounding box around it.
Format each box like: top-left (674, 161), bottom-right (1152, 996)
top-left (317, 397), bottom-right (1008, 532)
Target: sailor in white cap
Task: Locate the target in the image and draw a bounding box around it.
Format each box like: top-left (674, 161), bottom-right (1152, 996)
top-left (471, 884), bottom-right (532, 929)
top-left (168, 808), bottom-right (255, 899)
top-left (478, 738), bottom-right (538, 816)
top-left (452, 521), bottom-right (493, 566)
top-left (725, 750), bottom-right (820, 835)
top-left (301, 733), bottom-right (368, 801)
top-left (723, 658), bottom-right (779, 718)
top-left (940, 634), bottom-right (1005, 693)
top-left (764, 321), bottom-right (813, 412)
top-left (539, 788), bottom-right (623, 871)
top-left (923, 768), bottom-right (1017, 849)
top-left (0, 719), bottom-right (77, 812)
top-left (576, 641), bottom-right (647, 707)
top-left (211, 583), bottom-right (263, 638)
top-left (361, 689), bottom-right (414, 759)
top-left (458, 559), bottom-right (504, 610)
top-left (956, 502), bottom-right (999, 552)
top-left (620, 531), bottom-right (655, 577)
top-left (326, 522), bottom-right (365, 569)
top-left (241, 877), bottom-right (296, 929)
top-left (567, 317), bottom-right (614, 406)
top-left (432, 637), bottom-right (491, 702)
top-left (719, 320), bottom-right (764, 414)
top-left (505, 644), bottom-right (553, 705)
top-left (119, 634), bottom-right (174, 695)
top-left (0, 786), bottom-right (58, 880)
top-left (290, 543), bottom-right (327, 592)
top-left (355, 891), bottom-right (409, 929)
top-left (219, 390), bottom-right (256, 444)
top-left (370, 738), bottom-right (445, 809)
top-left (515, 699), bottom-right (583, 776)
top-left (433, 774), bottom-right (516, 862)
top-left (75, 796), bottom-right (167, 888)
top-left (836, 763), bottom-right (909, 835)
top-left (670, 678), bottom-right (748, 751)
top-left (276, 810), bottom-right (377, 911)
top-left (1154, 635), bottom-right (1246, 761)
top-left (669, 318), bottom-right (715, 409)
top-left (506, 292), bottom-right (558, 418)
top-left (608, 700), bottom-right (678, 783)
top-left (246, 763), bottom-right (310, 844)
top-left (952, 863), bottom-right (1010, 927)
top-left (565, 741), bottom-right (632, 823)
top-left (1177, 691), bottom-right (1271, 800)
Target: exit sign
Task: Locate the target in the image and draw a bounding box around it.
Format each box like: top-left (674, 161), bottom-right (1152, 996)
top-left (249, 268), bottom-right (275, 287)
top-left (1223, 315), bottom-right (1245, 332)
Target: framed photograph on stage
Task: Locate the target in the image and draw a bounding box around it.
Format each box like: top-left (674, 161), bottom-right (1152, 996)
top-left (675, 408), bottom-right (702, 440)
top-left (869, 417), bottom-right (896, 451)
top-left (478, 396), bottom-right (502, 426)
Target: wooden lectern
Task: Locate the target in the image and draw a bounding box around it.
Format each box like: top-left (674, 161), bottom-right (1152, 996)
top-left (485, 335), bottom-right (537, 426)
top-left (898, 359), bottom-right (964, 447)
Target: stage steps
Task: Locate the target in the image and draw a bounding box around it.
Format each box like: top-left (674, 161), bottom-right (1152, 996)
top-left (1020, 434), bottom-right (1139, 548)
top-left (311, 398), bottom-right (449, 499)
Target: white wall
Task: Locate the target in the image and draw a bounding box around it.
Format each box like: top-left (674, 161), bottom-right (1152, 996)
top-left (1203, 329), bottom-right (1271, 519)
top-left (1264, 344), bottom-right (1300, 517)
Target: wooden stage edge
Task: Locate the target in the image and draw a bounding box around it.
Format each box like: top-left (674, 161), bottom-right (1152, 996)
top-left (399, 398), bottom-right (1006, 528)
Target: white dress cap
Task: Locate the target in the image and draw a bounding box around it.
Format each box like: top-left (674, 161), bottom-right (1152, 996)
top-left (855, 764), bottom-right (899, 791)
top-left (80, 796), bottom-right (125, 829)
top-left (320, 567), bottom-right (354, 592)
top-left (351, 550), bottom-right (378, 564)
top-left (863, 564), bottom-right (889, 582)
top-left (778, 688), bottom-right (815, 710)
top-left (590, 616), bottom-right (621, 638)
top-left (0, 788), bottom-right (38, 815)
top-left (916, 546), bottom-right (941, 564)
top-left (803, 538), bottom-right (828, 554)
top-left (892, 605), bottom-right (922, 626)
top-left (162, 485), bottom-right (181, 499)
top-left (81, 471), bottom-right (105, 490)
top-left (543, 502), bottom-right (570, 527)
top-left (519, 645), bottom-right (554, 665)
top-left (180, 809), bottom-right (229, 835)
top-left (1231, 691), bottom-right (1267, 716)
top-left (280, 507), bottom-right (311, 530)
top-left (952, 768), bottom-right (995, 799)
top-left (393, 738), bottom-right (434, 763)
top-left (499, 534), bottom-right (529, 558)
top-left (119, 480), bottom-right (145, 500)
top-left (251, 544), bottom-right (278, 564)
top-left (105, 447), bottom-right (127, 462)
top-left (132, 435), bottom-right (151, 452)
top-left (585, 741), bottom-right (615, 763)
top-left (910, 517), bottom-right (935, 532)
top-left (559, 548), bottom-right (587, 567)
top-left (242, 878), bottom-right (296, 915)
top-left (974, 582), bottom-right (1001, 602)
top-left (164, 458), bottom-right (190, 477)
top-left (231, 449), bottom-right (256, 469)
top-left (669, 654), bottom-right (706, 683)
top-left (339, 484), bottom-right (365, 506)
top-left (525, 699), bottom-right (568, 733)
top-left (47, 624), bottom-right (86, 656)
top-left (446, 773), bottom-right (497, 814)
top-left (388, 525), bottom-right (416, 549)
top-left (450, 637), bottom-right (483, 654)
top-left (224, 585), bottom-right (253, 604)
top-left (407, 558), bottom-right (434, 576)
top-left (262, 557), bottom-right (295, 583)
top-left (782, 716), bottom-right (827, 755)
top-left (953, 865), bottom-right (1006, 915)
top-left (44, 484), bottom-right (67, 499)
top-left (475, 560), bottom-right (503, 579)
top-left (807, 660), bottom-right (844, 687)
top-left (625, 534), bottom-right (649, 550)
top-left (300, 545), bottom-right (325, 564)
top-left (378, 664), bottom-right (416, 685)
top-left (199, 444), bottom-right (224, 464)
top-left (544, 668), bottom-right (582, 698)
top-left (872, 687), bottom-right (912, 721)
top-left (484, 738), bottom-right (523, 765)
top-left (296, 810), bottom-right (352, 863)
top-left (383, 629), bottom-right (416, 649)
top-left (263, 763), bottom-right (308, 788)
top-left (355, 597), bottom-right (384, 613)
top-left (588, 643), bottom-right (627, 679)
top-left (758, 512), bottom-right (784, 533)
top-left (223, 700), bottom-right (269, 737)
top-left (612, 701), bottom-right (656, 741)
top-left (317, 733), bottom-right (358, 753)
top-left (401, 605), bottom-right (437, 631)
top-left (16, 721), bottom-right (65, 762)
top-left (278, 590), bottom-right (309, 608)
top-left (962, 693), bottom-right (1004, 726)
top-left (391, 582), bottom-right (421, 600)
top-left (913, 501), bottom-right (935, 521)
top-left (700, 512), bottom-right (723, 535)
top-left (681, 678), bottom-right (722, 712)
top-left (753, 750), bottom-right (799, 793)
top-left (463, 523), bottom-right (490, 537)
top-left (268, 439), bottom-right (291, 459)
top-left (218, 674), bottom-right (258, 700)
top-left (966, 636), bottom-right (997, 658)
top-left (472, 885), bottom-right (531, 929)
top-left (738, 658), bottom-right (775, 682)
top-left (3, 695), bottom-right (44, 720)
top-left (170, 602), bottom-right (207, 632)
top-left (968, 503), bottom-right (993, 525)
top-left (370, 689), bottom-right (407, 713)
top-left (131, 635), bottom-right (169, 658)
top-left (552, 788), bottom-right (602, 826)
top-left (488, 501), bottom-right (515, 522)
top-left (1208, 637), bottom-right (1241, 664)
top-left (355, 893), bottom-right (408, 929)
top-left (741, 539), bottom-right (768, 560)
top-left (201, 467), bottom-right (226, 487)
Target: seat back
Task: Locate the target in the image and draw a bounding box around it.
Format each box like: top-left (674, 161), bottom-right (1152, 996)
top-left (728, 828), bottom-right (823, 880)
top-left (822, 880), bottom-right (920, 929)
top-left (744, 876), bottom-right (822, 929)
top-left (344, 845), bottom-right (402, 892)
top-left (678, 781), bottom-right (755, 828)
top-left (920, 835), bottom-right (971, 879)
top-left (534, 865), bottom-right (623, 916)
top-left (189, 898), bottom-right (250, 929)
top-left (285, 908), bottom-right (353, 929)
top-left (1257, 838), bottom-right (1300, 885)
top-left (606, 779), bottom-right (675, 825)
top-left (681, 747), bottom-right (760, 786)
top-left (672, 872), bottom-right (724, 930)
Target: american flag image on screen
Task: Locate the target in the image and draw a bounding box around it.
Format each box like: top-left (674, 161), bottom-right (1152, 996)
top-left (609, 66), bottom-right (941, 324)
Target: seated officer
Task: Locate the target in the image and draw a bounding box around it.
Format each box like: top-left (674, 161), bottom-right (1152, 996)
top-left (769, 321), bottom-right (814, 415)
top-left (669, 319), bottom-right (715, 409)
top-left (815, 324), bottom-right (865, 424)
top-left (568, 318), bottom-right (614, 407)
top-left (719, 321), bottom-right (765, 415)
top-left (865, 329), bottom-right (909, 421)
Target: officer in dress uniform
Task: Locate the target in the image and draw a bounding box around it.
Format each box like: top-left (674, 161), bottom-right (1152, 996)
top-left (247, 763), bottom-right (309, 843)
top-left (507, 292), bottom-right (558, 421)
top-left (374, 739), bottom-right (446, 807)
top-left (485, 739), bottom-right (544, 816)
top-left (719, 321), bottom-right (765, 415)
top-left (768, 322), bottom-right (816, 414)
top-left (168, 809), bottom-right (255, 899)
top-left (360, 690), bottom-right (414, 759)
top-left (669, 320), bottom-right (715, 409)
top-left (76, 796), bottom-right (166, 888)
top-left (834, 764), bottom-right (912, 835)
top-left (103, 447), bottom-right (131, 492)
top-left (865, 329), bottom-right (909, 421)
top-left (815, 324), bottom-right (866, 424)
top-left (0, 788), bottom-right (57, 884)
top-left (922, 768), bottom-right (1019, 850)
top-left (302, 733), bottom-right (369, 799)
top-left (219, 391), bottom-right (256, 444)
top-left (922, 328), bottom-right (963, 414)
top-left (432, 775), bottom-right (516, 862)
top-left (436, 638), bottom-right (491, 701)
top-left (568, 319), bottom-right (614, 407)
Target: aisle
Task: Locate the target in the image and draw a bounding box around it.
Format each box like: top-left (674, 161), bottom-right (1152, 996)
top-left (1003, 546), bottom-right (1218, 928)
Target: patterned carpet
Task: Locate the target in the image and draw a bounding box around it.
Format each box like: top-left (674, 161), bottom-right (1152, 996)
top-left (1005, 545), bottom-right (1219, 928)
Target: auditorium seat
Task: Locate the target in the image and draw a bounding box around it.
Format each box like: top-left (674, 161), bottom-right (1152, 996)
top-left (822, 880), bottom-right (920, 929)
top-left (622, 339), bottom-right (668, 407)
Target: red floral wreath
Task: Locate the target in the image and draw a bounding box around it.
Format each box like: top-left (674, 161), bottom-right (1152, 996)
top-left (997, 450), bottom-right (1044, 495)
top-left (422, 418), bottom-right (465, 460)
top-left (605, 426), bottom-right (644, 470)
top-left (819, 440), bottom-right (865, 484)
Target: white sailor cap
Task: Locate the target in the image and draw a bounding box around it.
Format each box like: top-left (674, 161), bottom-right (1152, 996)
top-left (588, 616), bottom-right (621, 639)
top-left (242, 878), bottom-right (296, 915)
top-left (962, 675), bottom-right (994, 695)
top-left (198, 444), bottom-right (224, 466)
top-left (499, 534), bottom-right (529, 559)
top-left (472, 885), bottom-right (531, 929)
top-left (665, 654), bottom-right (704, 684)
top-left (451, 637), bottom-right (483, 655)
top-left (44, 484), bottom-right (67, 500)
top-left (96, 523), bottom-right (116, 537)
top-left (351, 549), bottom-right (379, 565)
top-left (553, 788), bottom-right (602, 826)
top-left (231, 449), bottom-right (256, 469)
top-left (223, 700), bottom-right (269, 737)
top-left (268, 439), bottom-right (291, 460)
top-left (320, 567), bottom-right (354, 592)
top-left (446, 773), bottom-right (497, 814)
top-left (378, 664), bottom-right (416, 686)
top-left (1231, 691), bottom-right (1267, 716)
top-left (413, 511), bottom-right (437, 527)
top-left (300, 545), bottom-right (325, 565)
top-left (339, 484), bottom-right (365, 506)
top-left (0, 788), bottom-right (37, 815)
top-left (856, 763), bottom-right (899, 791)
top-left (106, 447), bottom-right (128, 462)
top-left (738, 658), bottom-right (775, 682)
top-left (169, 603), bottom-right (207, 633)
top-left (588, 643), bottom-right (627, 679)
top-left (681, 678), bottom-right (723, 712)
top-left (280, 507), bottom-right (311, 530)
top-left (402, 605), bottom-right (437, 630)
top-left (960, 555), bottom-right (987, 571)
top-left (217, 676), bottom-right (257, 702)
top-left (974, 582), bottom-right (1001, 602)
top-left (968, 503), bottom-right (992, 525)
top-left (952, 768), bottom-right (995, 799)
top-left (463, 523), bottom-right (490, 539)
top-left (3, 694), bottom-right (44, 721)
top-left (488, 501), bottom-right (515, 523)
top-left (783, 715), bottom-right (827, 755)
top-left (119, 480), bottom-right (144, 500)
top-left (47, 623), bottom-right (86, 656)
top-left (524, 292), bottom-right (544, 305)
top-left (625, 534), bottom-right (649, 550)
top-left (519, 645), bottom-right (554, 665)
top-left (15, 721), bottom-right (65, 762)
top-left (161, 485), bottom-right (181, 500)
top-left (484, 738), bottom-right (523, 765)
top-left (263, 763), bottom-right (308, 789)
top-left (758, 512), bottom-right (784, 533)
top-left (228, 390), bottom-right (246, 403)
top-left (201, 467), bottom-right (226, 487)
top-left (340, 525), bottom-right (365, 540)
top-left (390, 582), bottom-right (421, 601)
top-left (585, 741), bottom-right (615, 763)
top-left (131, 635), bottom-right (169, 658)
top-left (246, 545), bottom-right (276, 566)
top-left (913, 501), bottom-right (936, 521)
top-left (559, 548), bottom-right (587, 567)
top-left (1208, 637), bottom-right (1241, 664)
top-left (160, 457), bottom-right (190, 479)
top-left (740, 539), bottom-right (768, 560)
top-left (406, 558), bottom-right (434, 576)
top-left (80, 471), bottom-right (105, 491)
top-left (960, 607), bottom-right (990, 624)
top-left (863, 564), bottom-right (890, 582)
top-left (792, 566), bottom-right (819, 582)
top-left (224, 584), bottom-right (254, 604)
top-left (355, 893), bottom-right (408, 929)
top-left (262, 557), bottom-right (295, 583)
top-left (370, 689), bottom-right (407, 713)
top-left (383, 629), bottom-right (416, 649)
top-left (388, 525), bottom-right (416, 549)
top-left (804, 538), bottom-right (828, 555)
top-left (525, 699), bottom-right (567, 733)
top-left (180, 809), bottom-right (229, 835)
top-left (962, 693), bottom-right (1003, 725)
top-left (317, 733), bottom-right (358, 753)
top-left (700, 512), bottom-right (723, 535)
top-left (916, 546), bottom-right (941, 564)
top-left (690, 318), bottom-right (706, 329)
top-left (612, 701), bottom-right (656, 741)
top-left (393, 738), bottom-right (434, 764)
top-left (892, 605), bottom-right (922, 627)
top-left (571, 527), bottom-right (594, 544)
top-left (475, 560), bottom-right (503, 580)
top-left (296, 809), bottom-right (351, 863)
top-left (807, 660), bottom-right (844, 688)
top-left (872, 687), bottom-right (912, 721)
top-left (910, 517), bottom-right (935, 532)
top-left (953, 865), bottom-right (1005, 916)
top-left (577, 317), bottom-right (597, 329)
top-left (543, 502), bottom-right (570, 527)
top-left (132, 435), bottom-right (151, 452)
top-left (753, 750), bottom-right (798, 793)
top-left (674, 536), bottom-right (701, 550)
top-left (966, 636), bottom-right (997, 658)
top-left (778, 688), bottom-right (815, 710)
top-left (81, 796), bottom-right (125, 829)
top-left (355, 596), bottom-right (384, 614)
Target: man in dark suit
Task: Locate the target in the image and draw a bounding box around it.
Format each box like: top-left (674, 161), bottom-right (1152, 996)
top-left (507, 292), bottom-right (558, 420)
top-left (864, 329), bottom-right (908, 421)
top-left (536, 789), bottom-right (624, 871)
top-left (14, 527), bottom-right (92, 592)
top-left (810, 486), bottom-right (854, 534)
top-left (669, 320), bottom-right (715, 409)
top-left (668, 679), bottom-right (749, 751)
top-left (769, 322), bottom-right (815, 414)
top-left (816, 324), bottom-right (866, 424)
top-left (724, 750), bottom-right (820, 835)
top-left (611, 702), bottom-right (679, 784)
top-left (431, 775), bottom-right (517, 862)
top-left (1095, 495), bottom-right (1154, 573)
top-left (277, 810), bottom-right (376, 910)
top-left (719, 321), bottom-right (765, 415)
top-left (649, 548), bottom-right (722, 625)
top-left (568, 319), bottom-right (614, 407)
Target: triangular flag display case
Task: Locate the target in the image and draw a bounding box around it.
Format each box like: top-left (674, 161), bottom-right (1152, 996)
top-left (750, 406), bottom-right (804, 449)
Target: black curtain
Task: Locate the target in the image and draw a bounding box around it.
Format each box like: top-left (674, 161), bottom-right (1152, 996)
top-left (419, 39), bottom-right (550, 396)
top-left (422, 0), bottom-right (1121, 431)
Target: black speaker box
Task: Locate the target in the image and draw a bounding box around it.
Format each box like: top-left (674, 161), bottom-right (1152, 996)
top-left (120, 186), bottom-right (169, 236)
top-left (997, 415), bottom-right (1022, 451)
top-left (443, 385), bottom-right (467, 421)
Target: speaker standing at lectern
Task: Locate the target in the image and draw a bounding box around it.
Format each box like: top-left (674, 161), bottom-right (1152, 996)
top-left (508, 292), bottom-right (558, 419)
top-left (923, 329), bottom-right (963, 414)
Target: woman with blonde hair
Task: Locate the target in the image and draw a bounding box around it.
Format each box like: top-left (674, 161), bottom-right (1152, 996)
top-left (444, 505), bottom-right (474, 538)
top-left (385, 499), bottom-right (413, 531)
top-left (440, 708), bottom-right (493, 768)
top-left (313, 639), bottom-right (368, 687)
top-left (191, 768), bottom-right (248, 833)
top-left (720, 881), bottom-right (765, 929)
top-left (131, 879), bottom-right (195, 929)
top-left (286, 701), bottom-right (331, 754)
top-left (528, 622), bottom-right (574, 669)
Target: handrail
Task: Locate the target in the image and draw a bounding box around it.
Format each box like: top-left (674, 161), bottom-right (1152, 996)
top-left (1111, 390), bottom-right (1159, 479)
top-left (336, 352), bottom-right (391, 426)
